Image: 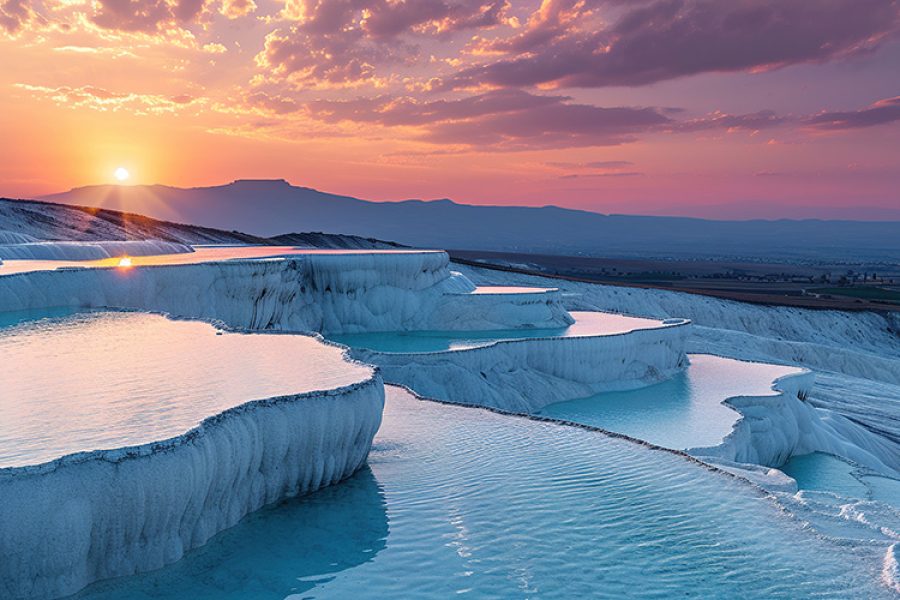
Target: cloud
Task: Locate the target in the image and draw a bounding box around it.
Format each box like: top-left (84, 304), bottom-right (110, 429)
top-left (14, 83), bottom-right (203, 114)
top-left (257, 25), bottom-right (416, 87)
top-left (257, 0), bottom-right (511, 87)
top-left (546, 160), bottom-right (635, 170)
top-left (444, 0), bottom-right (900, 90)
top-left (559, 171), bottom-right (643, 179)
top-left (5, 0), bottom-right (221, 38)
top-left (466, 0), bottom-right (592, 56)
top-left (673, 109), bottom-right (787, 133)
top-left (202, 41), bottom-right (227, 53)
top-left (90, 0), bottom-right (181, 33)
top-left (0, 0), bottom-right (37, 35)
top-left (361, 0), bottom-right (509, 38)
top-left (298, 91), bottom-right (900, 151)
top-left (303, 89), bottom-right (671, 149)
top-left (246, 91), bottom-right (302, 114)
top-left (807, 96), bottom-right (900, 129)
top-left (52, 45), bottom-right (138, 58)
top-left (220, 0), bottom-right (254, 18)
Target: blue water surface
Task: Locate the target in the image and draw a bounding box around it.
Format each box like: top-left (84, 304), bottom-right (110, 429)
top-left (540, 355), bottom-right (798, 450)
top-left (73, 387), bottom-right (890, 599)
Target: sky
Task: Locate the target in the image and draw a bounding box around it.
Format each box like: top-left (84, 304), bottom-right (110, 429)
top-left (1, 0), bottom-right (899, 219)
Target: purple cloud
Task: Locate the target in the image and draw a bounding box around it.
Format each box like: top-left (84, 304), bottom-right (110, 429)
top-left (362, 0), bottom-right (508, 38)
top-left (260, 0), bottom-right (510, 85)
top-left (446, 0), bottom-right (900, 90)
top-left (259, 25), bottom-right (414, 85)
top-left (304, 89), bottom-right (671, 149)
top-left (674, 110), bottom-right (787, 132)
top-left (0, 0), bottom-right (33, 34)
top-left (91, 0), bottom-right (193, 32)
top-left (262, 90), bottom-right (896, 153)
top-left (807, 96), bottom-right (900, 129)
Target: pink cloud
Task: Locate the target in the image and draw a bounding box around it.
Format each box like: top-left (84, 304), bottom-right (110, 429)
top-left (220, 0), bottom-right (254, 18)
top-left (246, 91), bottom-right (302, 114)
top-left (1, 0), bottom-right (36, 35)
top-left (559, 171), bottom-right (643, 179)
top-left (546, 160), bottom-right (635, 170)
top-left (91, 0), bottom-right (177, 32)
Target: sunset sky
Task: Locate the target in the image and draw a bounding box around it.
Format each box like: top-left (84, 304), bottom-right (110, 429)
top-left (1, 0), bottom-right (898, 218)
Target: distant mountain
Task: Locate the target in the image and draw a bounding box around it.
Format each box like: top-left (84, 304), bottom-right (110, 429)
top-left (39, 179), bottom-right (900, 262)
top-left (0, 197), bottom-right (402, 249)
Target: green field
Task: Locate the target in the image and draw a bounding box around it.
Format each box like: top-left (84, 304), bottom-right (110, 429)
top-left (810, 286), bottom-right (900, 305)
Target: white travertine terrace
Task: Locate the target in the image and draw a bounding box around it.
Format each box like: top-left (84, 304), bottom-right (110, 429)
top-left (0, 245), bottom-right (699, 600)
top-left (349, 312), bottom-right (691, 412)
top-left (0, 312), bottom-right (384, 600)
top-left (0, 250), bottom-right (573, 333)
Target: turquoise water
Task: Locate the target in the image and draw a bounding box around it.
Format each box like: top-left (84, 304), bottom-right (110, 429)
top-left (781, 453), bottom-right (871, 498)
top-left (329, 326), bottom-right (566, 352)
top-left (0, 306), bottom-right (82, 329)
top-left (782, 452), bottom-right (900, 506)
top-left (73, 387), bottom-right (889, 599)
top-left (329, 311), bottom-right (662, 353)
top-left (0, 310), bottom-right (370, 468)
top-left (540, 355), bottom-right (799, 450)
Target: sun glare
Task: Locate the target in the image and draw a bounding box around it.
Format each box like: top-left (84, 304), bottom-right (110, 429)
top-left (117, 257), bottom-right (132, 268)
top-left (114, 167), bottom-right (130, 182)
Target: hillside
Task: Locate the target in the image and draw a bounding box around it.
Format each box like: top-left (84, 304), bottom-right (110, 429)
top-left (0, 198), bottom-right (403, 249)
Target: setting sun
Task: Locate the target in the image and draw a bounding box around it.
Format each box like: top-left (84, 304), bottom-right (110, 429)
top-left (114, 167), bottom-right (129, 182)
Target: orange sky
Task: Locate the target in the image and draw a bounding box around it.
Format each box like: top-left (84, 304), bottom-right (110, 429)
top-left (1, 0), bottom-right (899, 218)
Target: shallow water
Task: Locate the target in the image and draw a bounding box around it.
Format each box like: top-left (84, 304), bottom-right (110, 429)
top-left (0, 310), bottom-right (371, 468)
top-left (782, 452), bottom-right (900, 507)
top-left (539, 355), bottom-right (799, 450)
top-left (776, 452), bottom-right (900, 555)
top-left (73, 387), bottom-right (890, 599)
top-left (0, 306), bottom-right (82, 329)
top-left (329, 311), bottom-right (663, 353)
top-left (782, 453), bottom-right (872, 498)
top-left (469, 285), bottom-right (556, 294)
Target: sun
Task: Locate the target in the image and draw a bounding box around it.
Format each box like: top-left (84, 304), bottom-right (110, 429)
top-left (114, 167), bottom-right (130, 182)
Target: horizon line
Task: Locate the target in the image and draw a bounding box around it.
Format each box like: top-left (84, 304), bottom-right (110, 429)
top-left (6, 179), bottom-right (900, 224)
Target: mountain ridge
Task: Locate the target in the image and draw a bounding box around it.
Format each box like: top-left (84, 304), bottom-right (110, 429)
top-left (37, 180), bottom-right (900, 262)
